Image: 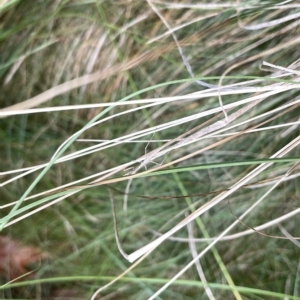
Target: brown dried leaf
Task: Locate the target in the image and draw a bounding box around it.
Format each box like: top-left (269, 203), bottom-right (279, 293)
top-left (0, 236), bottom-right (47, 280)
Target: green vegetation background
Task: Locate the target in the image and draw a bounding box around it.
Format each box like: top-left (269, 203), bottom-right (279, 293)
top-left (1, 1), bottom-right (300, 299)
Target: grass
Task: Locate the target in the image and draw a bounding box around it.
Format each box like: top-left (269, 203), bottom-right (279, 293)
top-left (1, 0), bottom-right (300, 299)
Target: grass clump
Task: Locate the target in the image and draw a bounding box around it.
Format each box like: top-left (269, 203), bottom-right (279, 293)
top-left (1, 0), bottom-right (300, 299)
